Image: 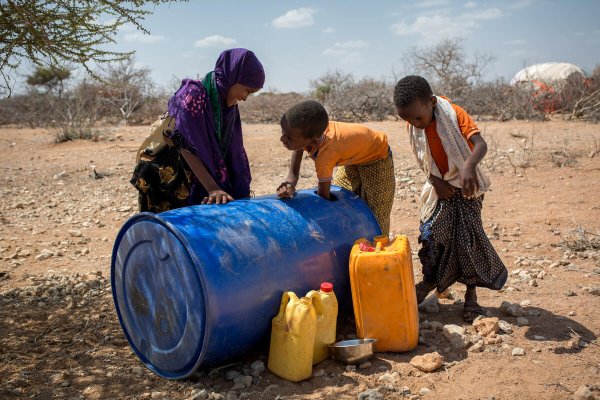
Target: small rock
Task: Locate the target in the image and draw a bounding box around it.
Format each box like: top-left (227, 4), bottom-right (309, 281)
top-left (346, 364), bottom-right (357, 372)
top-left (587, 287), bottom-right (600, 296)
top-left (533, 335), bottom-right (547, 341)
top-left (568, 311), bottom-right (576, 316)
top-left (498, 320), bottom-right (513, 334)
top-left (191, 389), bottom-right (209, 400)
top-left (312, 369), bottom-right (325, 377)
top-left (418, 295), bottom-right (439, 314)
top-left (358, 389), bottom-right (383, 400)
top-left (512, 347), bottom-right (525, 356)
top-left (500, 301), bottom-right (524, 317)
top-left (359, 361), bottom-right (372, 369)
top-left (469, 341), bottom-right (485, 353)
top-left (573, 385), bottom-right (594, 400)
top-left (250, 360), bottom-right (265, 377)
top-left (378, 371), bottom-right (399, 383)
top-left (419, 387), bottom-right (431, 396)
top-left (565, 290), bottom-right (577, 297)
top-left (233, 375), bottom-right (252, 389)
top-left (262, 384), bottom-right (279, 394)
top-left (516, 317), bottom-right (530, 326)
top-left (35, 249), bottom-right (54, 261)
top-left (225, 370), bottom-right (240, 381)
top-left (150, 391), bottom-right (165, 399)
top-left (473, 317), bottom-right (499, 337)
top-left (410, 352), bottom-right (444, 372)
top-left (443, 324), bottom-right (469, 349)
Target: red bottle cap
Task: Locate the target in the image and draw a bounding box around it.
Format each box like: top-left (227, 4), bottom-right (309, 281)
top-left (320, 282), bottom-right (333, 293)
top-left (359, 242), bottom-right (376, 252)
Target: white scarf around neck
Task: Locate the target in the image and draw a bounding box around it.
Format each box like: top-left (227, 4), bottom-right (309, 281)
top-left (409, 96), bottom-right (491, 222)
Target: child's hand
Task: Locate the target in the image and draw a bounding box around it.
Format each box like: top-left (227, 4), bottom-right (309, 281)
top-left (276, 181), bottom-right (296, 198)
top-left (429, 175), bottom-right (456, 200)
top-left (459, 162), bottom-right (479, 198)
top-left (202, 189), bottom-right (234, 205)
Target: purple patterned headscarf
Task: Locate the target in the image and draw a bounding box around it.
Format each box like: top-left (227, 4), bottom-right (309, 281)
top-left (214, 48), bottom-right (265, 97)
top-left (167, 48), bottom-right (265, 203)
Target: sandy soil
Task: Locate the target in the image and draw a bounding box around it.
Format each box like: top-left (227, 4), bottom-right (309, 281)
top-left (1, 119), bottom-right (599, 400)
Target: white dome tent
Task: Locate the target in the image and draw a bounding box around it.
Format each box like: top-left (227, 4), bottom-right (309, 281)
top-left (510, 62), bottom-right (586, 87)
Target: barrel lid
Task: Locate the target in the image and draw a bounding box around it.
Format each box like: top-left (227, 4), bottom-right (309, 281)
top-left (111, 218), bottom-right (206, 379)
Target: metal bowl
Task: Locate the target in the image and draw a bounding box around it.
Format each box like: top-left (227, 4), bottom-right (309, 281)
top-left (329, 338), bottom-right (377, 364)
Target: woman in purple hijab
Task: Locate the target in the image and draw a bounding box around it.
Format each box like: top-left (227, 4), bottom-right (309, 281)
top-left (131, 48), bottom-right (265, 212)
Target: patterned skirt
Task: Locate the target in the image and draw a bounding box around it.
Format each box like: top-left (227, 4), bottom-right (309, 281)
top-left (418, 190), bottom-right (508, 292)
top-left (333, 149), bottom-right (395, 236)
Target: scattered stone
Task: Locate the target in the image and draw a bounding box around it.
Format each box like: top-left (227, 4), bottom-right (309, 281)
top-left (443, 324), bottom-right (469, 349)
top-left (262, 385), bottom-right (279, 394)
top-left (520, 300), bottom-right (531, 307)
top-left (573, 385), bottom-right (595, 400)
top-left (69, 229), bottom-right (83, 237)
top-left (565, 290), bottom-right (577, 297)
top-left (512, 347), bottom-right (525, 356)
top-left (225, 370), bottom-right (240, 381)
top-left (233, 375), bottom-right (252, 389)
top-left (500, 301), bottom-right (524, 317)
top-left (528, 309), bottom-right (541, 317)
top-left (587, 287), bottom-right (600, 296)
top-left (346, 364), bottom-right (357, 372)
top-left (312, 369), bottom-right (325, 377)
top-left (358, 389), bottom-right (383, 400)
top-left (410, 352), bottom-right (444, 372)
top-left (469, 341), bottom-right (485, 353)
top-left (418, 295), bottom-right (439, 314)
top-left (568, 311), bottom-right (576, 316)
top-left (516, 317), bottom-right (530, 327)
top-left (420, 387), bottom-right (431, 396)
top-left (533, 335), bottom-right (547, 341)
top-left (498, 320), bottom-right (513, 334)
top-left (250, 360), bottom-right (265, 377)
top-left (359, 361), bottom-right (372, 369)
top-left (191, 389), bottom-right (209, 400)
top-left (473, 317), bottom-right (499, 337)
top-left (377, 371), bottom-right (399, 383)
top-left (35, 249), bottom-right (54, 261)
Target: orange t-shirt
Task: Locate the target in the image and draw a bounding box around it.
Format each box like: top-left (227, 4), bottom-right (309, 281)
top-left (306, 121), bottom-right (389, 182)
top-left (425, 101), bottom-right (479, 176)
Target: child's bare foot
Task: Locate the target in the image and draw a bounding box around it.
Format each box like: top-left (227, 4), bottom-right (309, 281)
top-left (463, 285), bottom-right (484, 322)
top-left (415, 280), bottom-right (436, 304)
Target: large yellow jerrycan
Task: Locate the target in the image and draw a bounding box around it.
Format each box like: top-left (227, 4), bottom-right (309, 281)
top-left (349, 235), bottom-right (419, 352)
top-left (267, 292), bottom-right (317, 382)
top-left (306, 282), bottom-right (338, 365)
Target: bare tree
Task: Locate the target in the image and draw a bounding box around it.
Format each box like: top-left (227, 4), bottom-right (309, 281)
top-left (99, 58), bottom-right (153, 125)
top-left (402, 38), bottom-right (495, 100)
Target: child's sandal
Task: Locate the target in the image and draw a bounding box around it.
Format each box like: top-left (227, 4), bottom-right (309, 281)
top-left (462, 302), bottom-right (485, 322)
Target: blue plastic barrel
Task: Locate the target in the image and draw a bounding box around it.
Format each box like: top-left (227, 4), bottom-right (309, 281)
top-left (111, 186), bottom-right (381, 379)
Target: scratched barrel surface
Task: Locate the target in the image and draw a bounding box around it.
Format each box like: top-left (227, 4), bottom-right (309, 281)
top-left (111, 187), bottom-right (381, 379)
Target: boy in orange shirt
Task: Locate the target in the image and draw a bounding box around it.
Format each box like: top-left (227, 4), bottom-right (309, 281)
top-left (394, 75), bottom-right (507, 322)
top-left (276, 100), bottom-right (395, 236)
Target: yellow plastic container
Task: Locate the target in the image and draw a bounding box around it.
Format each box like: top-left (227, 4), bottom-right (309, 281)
top-left (267, 292), bottom-right (317, 382)
top-left (306, 282), bottom-right (338, 365)
top-left (349, 235), bottom-right (419, 352)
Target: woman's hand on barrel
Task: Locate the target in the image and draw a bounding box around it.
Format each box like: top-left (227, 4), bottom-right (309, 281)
top-left (202, 190), bottom-right (235, 205)
top-left (276, 181), bottom-right (296, 198)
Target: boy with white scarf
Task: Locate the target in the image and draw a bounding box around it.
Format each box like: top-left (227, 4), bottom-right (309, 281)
top-left (394, 75), bottom-right (507, 322)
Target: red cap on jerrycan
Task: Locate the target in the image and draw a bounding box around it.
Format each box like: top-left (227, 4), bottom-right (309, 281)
top-left (320, 282), bottom-right (333, 293)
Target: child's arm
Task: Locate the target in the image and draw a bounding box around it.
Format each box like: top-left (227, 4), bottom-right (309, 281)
top-left (460, 133), bottom-right (488, 198)
top-left (317, 180), bottom-right (331, 200)
top-left (277, 149), bottom-right (303, 198)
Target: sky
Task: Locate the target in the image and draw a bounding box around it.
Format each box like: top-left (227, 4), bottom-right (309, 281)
top-left (67, 0), bottom-right (600, 93)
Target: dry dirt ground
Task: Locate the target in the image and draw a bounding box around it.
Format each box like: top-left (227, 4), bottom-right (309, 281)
top-left (1, 119), bottom-right (599, 400)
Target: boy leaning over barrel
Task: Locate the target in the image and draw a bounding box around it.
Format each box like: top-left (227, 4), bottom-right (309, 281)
top-left (275, 100), bottom-right (395, 236)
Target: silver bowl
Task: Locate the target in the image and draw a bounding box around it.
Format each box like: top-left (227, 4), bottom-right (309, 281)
top-left (329, 338), bottom-right (377, 364)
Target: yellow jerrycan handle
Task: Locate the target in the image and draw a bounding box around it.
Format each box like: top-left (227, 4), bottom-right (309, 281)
top-left (276, 291), bottom-right (299, 319)
top-left (306, 290), bottom-right (324, 318)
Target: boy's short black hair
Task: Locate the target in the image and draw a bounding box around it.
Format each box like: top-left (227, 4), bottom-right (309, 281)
top-left (393, 75), bottom-right (433, 108)
top-left (281, 100), bottom-right (329, 139)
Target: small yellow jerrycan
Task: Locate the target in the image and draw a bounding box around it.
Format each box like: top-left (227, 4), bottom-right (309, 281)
top-left (267, 292), bottom-right (317, 382)
top-left (306, 282), bottom-right (338, 365)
